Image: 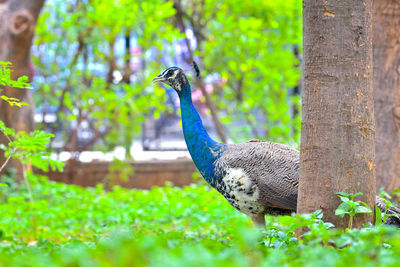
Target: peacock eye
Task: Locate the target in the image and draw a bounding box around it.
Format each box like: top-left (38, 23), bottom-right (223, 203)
top-left (167, 70), bottom-right (173, 76)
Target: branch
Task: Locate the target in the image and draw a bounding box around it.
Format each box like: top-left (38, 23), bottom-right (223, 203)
top-left (79, 126), bottom-right (111, 152)
top-left (236, 75), bottom-right (244, 102)
top-left (122, 32), bottom-right (131, 83)
top-left (174, 0), bottom-right (227, 143)
top-left (49, 39), bottom-right (85, 137)
top-left (0, 152), bottom-right (13, 173)
top-left (0, 125), bottom-right (15, 172)
top-left (106, 37), bottom-right (117, 84)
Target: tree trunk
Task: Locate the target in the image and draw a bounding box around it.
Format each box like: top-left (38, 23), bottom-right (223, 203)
top-left (297, 0), bottom-right (375, 228)
top-left (0, 0), bottom-right (45, 176)
top-left (373, 0), bottom-right (400, 194)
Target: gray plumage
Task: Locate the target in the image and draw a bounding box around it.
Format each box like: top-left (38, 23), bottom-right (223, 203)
top-left (213, 140), bottom-right (400, 227)
top-left (211, 140), bottom-right (299, 225)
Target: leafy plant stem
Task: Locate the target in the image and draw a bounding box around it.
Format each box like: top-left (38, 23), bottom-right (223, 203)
top-left (0, 152), bottom-right (13, 173)
top-left (0, 133), bottom-right (14, 173)
top-left (21, 163), bottom-right (37, 240)
top-left (348, 215), bottom-right (353, 230)
top-left (21, 163), bottom-right (34, 205)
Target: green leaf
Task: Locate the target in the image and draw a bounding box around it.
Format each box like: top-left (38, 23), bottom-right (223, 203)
top-left (335, 202), bottom-right (351, 218)
top-left (379, 187), bottom-right (392, 199)
top-left (375, 205), bottom-right (382, 226)
top-left (336, 192), bottom-right (353, 198)
top-left (338, 196), bottom-right (350, 203)
top-left (355, 206), bottom-right (372, 214)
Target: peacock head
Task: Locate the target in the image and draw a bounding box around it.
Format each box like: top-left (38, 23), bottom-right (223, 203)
top-left (153, 66), bottom-right (189, 94)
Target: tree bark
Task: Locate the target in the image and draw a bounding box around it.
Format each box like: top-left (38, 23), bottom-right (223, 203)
top-left (297, 0), bottom-right (375, 228)
top-left (0, 0), bottom-right (45, 176)
top-left (373, 0), bottom-right (400, 193)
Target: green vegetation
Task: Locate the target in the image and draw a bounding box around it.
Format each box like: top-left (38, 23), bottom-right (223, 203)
top-left (32, 0), bottom-right (301, 154)
top-left (2, 1), bottom-right (399, 266)
top-left (0, 176), bottom-right (400, 266)
top-left (3, 59), bottom-right (398, 265)
top-left (0, 62), bottom-right (63, 176)
top-left (0, 61), bottom-right (30, 107)
top-left (335, 192), bottom-right (372, 230)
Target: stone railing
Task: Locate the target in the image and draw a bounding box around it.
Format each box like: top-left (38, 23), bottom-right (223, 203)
top-left (36, 158), bottom-right (197, 189)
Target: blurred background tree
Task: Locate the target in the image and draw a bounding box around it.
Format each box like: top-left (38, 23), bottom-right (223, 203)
top-left (30, 0), bottom-right (302, 160)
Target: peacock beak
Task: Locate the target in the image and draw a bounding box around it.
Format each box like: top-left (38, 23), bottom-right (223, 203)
top-left (152, 74), bottom-right (165, 83)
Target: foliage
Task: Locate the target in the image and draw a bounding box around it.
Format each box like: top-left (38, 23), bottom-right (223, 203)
top-left (375, 193), bottom-right (399, 227)
top-left (0, 62), bottom-right (63, 174)
top-left (0, 61), bottom-right (30, 107)
top-left (0, 62), bottom-right (31, 89)
top-left (32, 0), bottom-right (302, 154)
top-left (0, 61), bottom-right (63, 213)
top-left (379, 187), bottom-right (396, 201)
top-left (195, 0), bottom-right (302, 143)
top-left (105, 158), bottom-right (135, 188)
top-left (335, 192), bottom-right (372, 230)
top-left (33, 0), bottom-right (180, 154)
top-left (0, 121), bottom-right (63, 172)
top-left (1, 176), bottom-right (400, 266)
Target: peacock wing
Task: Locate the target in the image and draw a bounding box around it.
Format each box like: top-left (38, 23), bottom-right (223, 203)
top-left (215, 141), bottom-right (300, 211)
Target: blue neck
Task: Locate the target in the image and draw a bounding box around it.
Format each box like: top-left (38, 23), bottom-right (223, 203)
top-left (178, 80), bottom-right (225, 182)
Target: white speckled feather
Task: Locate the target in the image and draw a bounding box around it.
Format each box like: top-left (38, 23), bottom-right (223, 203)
top-left (214, 141), bottom-right (299, 216)
top-left (222, 168), bottom-right (264, 216)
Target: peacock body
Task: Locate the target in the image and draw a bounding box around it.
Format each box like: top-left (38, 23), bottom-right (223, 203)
top-left (153, 66), bottom-right (400, 227)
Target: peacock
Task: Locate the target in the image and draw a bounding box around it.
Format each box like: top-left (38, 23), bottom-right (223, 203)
top-left (153, 65), bottom-right (400, 227)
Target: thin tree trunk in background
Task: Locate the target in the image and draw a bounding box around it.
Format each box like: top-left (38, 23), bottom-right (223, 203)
top-left (297, 0), bottom-right (375, 228)
top-left (173, 0), bottom-right (227, 143)
top-left (0, 0), bottom-right (45, 176)
top-left (292, 45), bottom-right (301, 140)
top-left (373, 0), bottom-right (400, 193)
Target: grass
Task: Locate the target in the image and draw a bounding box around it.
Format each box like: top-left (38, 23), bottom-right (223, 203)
top-left (1, 173), bottom-right (400, 266)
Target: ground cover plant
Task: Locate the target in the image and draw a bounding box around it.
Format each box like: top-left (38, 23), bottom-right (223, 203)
top-left (1, 175), bottom-right (400, 267)
top-left (2, 2), bottom-right (400, 266)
